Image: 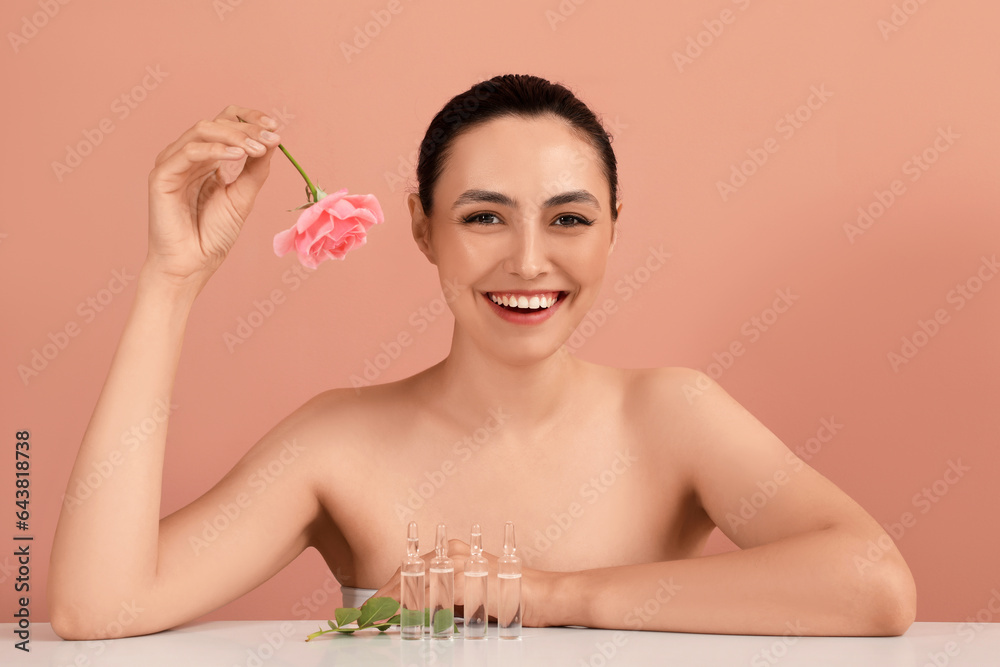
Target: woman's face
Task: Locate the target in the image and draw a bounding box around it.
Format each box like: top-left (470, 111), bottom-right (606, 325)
top-left (410, 114), bottom-right (620, 364)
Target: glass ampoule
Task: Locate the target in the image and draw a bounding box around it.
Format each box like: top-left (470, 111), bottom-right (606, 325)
top-left (400, 521), bottom-right (425, 640)
top-left (497, 521), bottom-right (522, 639)
top-left (429, 523), bottom-right (455, 639)
top-left (463, 524), bottom-right (489, 638)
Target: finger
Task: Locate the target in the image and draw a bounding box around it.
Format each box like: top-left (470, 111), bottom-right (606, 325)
top-left (155, 117), bottom-right (280, 168)
top-left (369, 576), bottom-right (401, 604)
top-left (448, 539), bottom-right (471, 556)
top-left (215, 104), bottom-right (279, 130)
top-left (223, 149), bottom-right (276, 220)
top-left (149, 141), bottom-right (248, 195)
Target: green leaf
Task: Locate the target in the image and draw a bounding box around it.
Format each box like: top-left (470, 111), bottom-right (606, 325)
top-left (327, 620), bottom-right (337, 630)
top-left (356, 597), bottom-right (400, 628)
top-left (400, 609), bottom-right (422, 626)
top-left (432, 608), bottom-right (454, 635)
top-left (375, 623), bottom-right (392, 632)
top-left (335, 607), bottom-right (362, 627)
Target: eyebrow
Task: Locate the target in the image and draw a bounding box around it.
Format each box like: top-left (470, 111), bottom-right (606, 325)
top-left (450, 188), bottom-right (601, 211)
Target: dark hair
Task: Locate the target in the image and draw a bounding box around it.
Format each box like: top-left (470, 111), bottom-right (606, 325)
top-left (415, 74), bottom-right (620, 222)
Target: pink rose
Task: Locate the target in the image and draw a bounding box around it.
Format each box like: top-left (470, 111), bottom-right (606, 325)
top-left (273, 188), bottom-right (384, 269)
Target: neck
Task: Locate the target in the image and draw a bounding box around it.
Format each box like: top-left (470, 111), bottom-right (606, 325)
top-left (424, 322), bottom-right (587, 437)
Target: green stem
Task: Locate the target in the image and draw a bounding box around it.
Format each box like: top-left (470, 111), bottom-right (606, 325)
top-left (278, 143), bottom-right (322, 202)
top-left (236, 115), bottom-right (323, 202)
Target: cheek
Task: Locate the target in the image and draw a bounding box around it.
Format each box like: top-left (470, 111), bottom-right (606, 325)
top-left (562, 239), bottom-right (610, 282)
top-left (437, 232), bottom-right (502, 274)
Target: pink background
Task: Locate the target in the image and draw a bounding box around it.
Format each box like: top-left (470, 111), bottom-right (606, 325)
top-left (2, 0), bottom-right (998, 627)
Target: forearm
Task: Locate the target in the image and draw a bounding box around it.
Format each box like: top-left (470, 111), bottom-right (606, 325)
top-left (49, 261), bottom-right (201, 618)
top-left (546, 526), bottom-right (915, 636)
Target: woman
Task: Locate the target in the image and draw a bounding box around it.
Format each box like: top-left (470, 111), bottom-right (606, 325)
top-left (48, 74), bottom-right (916, 639)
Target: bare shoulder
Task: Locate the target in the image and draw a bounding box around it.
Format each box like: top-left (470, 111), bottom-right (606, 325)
top-left (620, 365), bottom-right (758, 432)
top-left (277, 380), bottom-right (416, 482)
top-left (615, 364), bottom-right (725, 424)
top-left (610, 365), bottom-right (755, 475)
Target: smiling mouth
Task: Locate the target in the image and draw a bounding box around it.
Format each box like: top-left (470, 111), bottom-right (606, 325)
top-left (485, 291), bottom-right (566, 313)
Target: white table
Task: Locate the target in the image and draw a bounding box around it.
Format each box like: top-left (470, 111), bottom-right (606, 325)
top-left (4, 621), bottom-right (999, 666)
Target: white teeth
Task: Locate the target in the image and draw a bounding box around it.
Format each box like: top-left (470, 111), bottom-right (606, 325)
top-left (488, 292), bottom-right (561, 310)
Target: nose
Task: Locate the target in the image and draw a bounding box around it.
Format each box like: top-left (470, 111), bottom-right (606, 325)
top-left (503, 223), bottom-right (550, 280)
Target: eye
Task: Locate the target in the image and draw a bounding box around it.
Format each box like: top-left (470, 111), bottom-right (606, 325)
top-left (462, 212), bottom-right (502, 225)
top-left (552, 214), bottom-right (595, 227)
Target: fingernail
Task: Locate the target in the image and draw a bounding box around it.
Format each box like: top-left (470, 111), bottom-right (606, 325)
top-left (226, 146), bottom-right (245, 155)
top-left (260, 130), bottom-right (279, 142)
top-left (261, 116), bottom-right (278, 129)
top-left (245, 138), bottom-right (265, 152)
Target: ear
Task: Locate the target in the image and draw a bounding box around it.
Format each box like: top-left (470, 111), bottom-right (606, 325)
top-left (608, 201), bottom-right (623, 256)
top-left (409, 193), bottom-right (437, 265)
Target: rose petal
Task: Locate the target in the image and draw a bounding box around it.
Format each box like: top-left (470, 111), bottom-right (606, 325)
top-left (274, 189), bottom-right (383, 268)
top-left (273, 228), bottom-right (296, 256)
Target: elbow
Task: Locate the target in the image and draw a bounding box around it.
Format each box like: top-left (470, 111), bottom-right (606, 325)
top-left (49, 600), bottom-right (94, 641)
top-left (863, 557), bottom-right (918, 636)
top-left (48, 595), bottom-right (150, 641)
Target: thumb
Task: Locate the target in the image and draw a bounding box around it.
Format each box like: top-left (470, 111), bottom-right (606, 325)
top-left (228, 143), bottom-right (276, 217)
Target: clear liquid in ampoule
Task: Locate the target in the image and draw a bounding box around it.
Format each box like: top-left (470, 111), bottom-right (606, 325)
top-left (498, 521), bottom-right (522, 639)
top-left (429, 523), bottom-right (455, 639)
top-left (464, 524), bottom-right (489, 638)
top-left (400, 521), bottom-right (425, 640)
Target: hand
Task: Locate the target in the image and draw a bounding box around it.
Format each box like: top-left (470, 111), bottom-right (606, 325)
top-left (369, 539), bottom-right (552, 628)
top-left (144, 105), bottom-right (282, 290)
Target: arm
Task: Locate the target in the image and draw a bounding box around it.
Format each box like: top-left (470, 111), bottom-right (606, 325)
top-left (539, 368), bottom-right (916, 636)
top-left (47, 106), bottom-right (327, 639)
